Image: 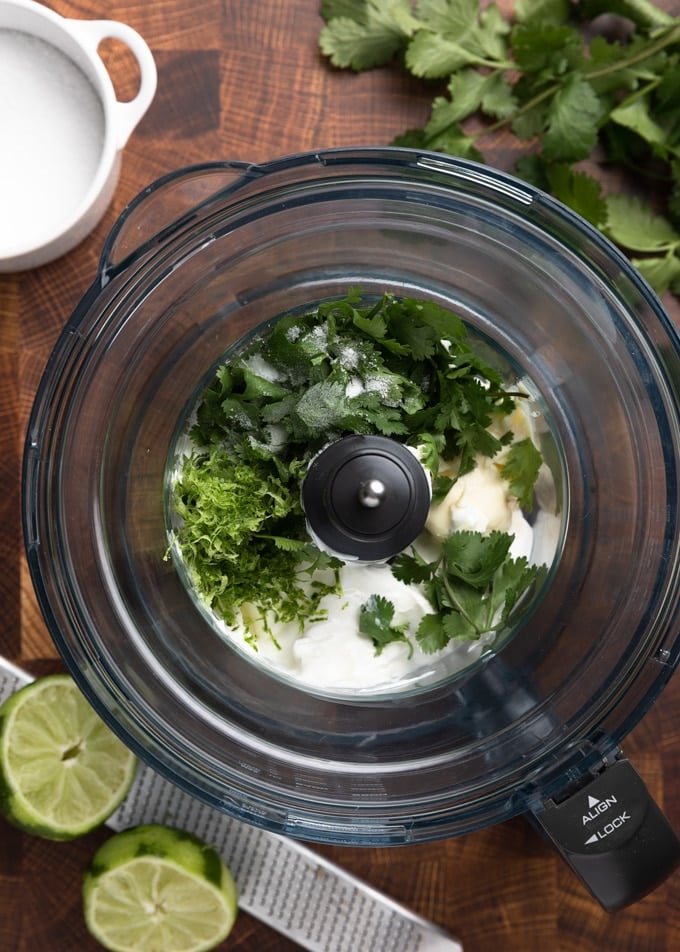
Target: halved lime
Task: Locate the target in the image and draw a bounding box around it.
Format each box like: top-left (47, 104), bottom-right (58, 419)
top-left (0, 673), bottom-right (137, 840)
top-left (83, 824), bottom-right (239, 952)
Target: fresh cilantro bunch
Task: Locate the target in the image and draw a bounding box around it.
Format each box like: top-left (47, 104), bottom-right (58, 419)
top-left (319, 0), bottom-right (680, 296)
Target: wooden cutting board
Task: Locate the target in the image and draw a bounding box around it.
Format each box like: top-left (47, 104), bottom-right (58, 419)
top-left (2, 1), bottom-right (680, 949)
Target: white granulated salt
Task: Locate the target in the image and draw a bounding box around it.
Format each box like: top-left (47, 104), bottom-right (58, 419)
top-left (0, 29), bottom-right (105, 254)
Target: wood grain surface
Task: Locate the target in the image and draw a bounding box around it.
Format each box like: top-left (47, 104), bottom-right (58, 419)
top-left (2, 1), bottom-right (680, 950)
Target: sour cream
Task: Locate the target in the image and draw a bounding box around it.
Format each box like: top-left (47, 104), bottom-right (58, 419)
top-left (239, 562), bottom-right (435, 691)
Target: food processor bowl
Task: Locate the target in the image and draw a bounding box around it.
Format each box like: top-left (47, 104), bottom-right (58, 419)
top-left (23, 149), bottom-right (680, 910)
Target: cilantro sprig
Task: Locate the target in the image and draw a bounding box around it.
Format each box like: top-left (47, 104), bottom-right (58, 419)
top-left (359, 594), bottom-right (414, 656)
top-left (319, 0), bottom-right (680, 297)
top-left (388, 529), bottom-right (547, 653)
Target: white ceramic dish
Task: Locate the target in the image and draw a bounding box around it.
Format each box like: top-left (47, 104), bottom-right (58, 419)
top-left (0, 0), bottom-right (156, 271)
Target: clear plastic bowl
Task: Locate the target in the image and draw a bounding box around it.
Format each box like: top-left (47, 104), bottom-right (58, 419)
top-left (23, 148), bottom-right (680, 844)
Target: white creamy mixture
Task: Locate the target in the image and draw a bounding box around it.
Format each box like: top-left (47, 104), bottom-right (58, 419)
top-left (0, 30), bottom-right (105, 253)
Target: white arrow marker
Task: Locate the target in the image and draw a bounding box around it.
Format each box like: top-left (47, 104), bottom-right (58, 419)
top-left (587, 795), bottom-right (600, 808)
top-left (585, 833), bottom-right (599, 845)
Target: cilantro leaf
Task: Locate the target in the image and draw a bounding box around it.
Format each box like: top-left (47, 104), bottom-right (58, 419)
top-left (511, 24), bottom-right (584, 76)
top-left (515, 0), bottom-right (570, 27)
top-left (655, 64), bottom-right (680, 115)
top-left (265, 535), bottom-right (309, 552)
top-left (499, 438), bottom-right (543, 511)
top-left (359, 594), bottom-right (413, 656)
top-left (352, 310), bottom-right (389, 341)
top-left (425, 71), bottom-right (491, 133)
top-left (441, 530), bottom-right (513, 588)
top-left (414, 0), bottom-right (480, 36)
top-left (413, 432), bottom-right (445, 478)
top-left (413, 529), bottom-right (544, 652)
top-left (586, 35), bottom-right (667, 96)
top-left (294, 380), bottom-right (350, 432)
top-left (407, 0), bottom-right (511, 78)
top-left (392, 296), bottom-right (467, 348)
top-left (604, 195), bottom-right (680, 252)
top-left (417, 125), bottom-right (485, 162)
top-left (405, 31), bottom-right (482, 78)
top-left (479, 71), bottom-right (517, 120)
top-left (390, 128), bottom-right (430, 149)
top-left (631, 252), bottom-right (680, 295)
top-left (609, 96), bottom-right (672, 158)
top-left (432, 474), bottom-right (455, 503)
top-left (668, 159), bottom-right (680, 224)
top-left (321, 0), bottom-right (366, 20)
top-left (482, 555), bottom-right (542, 631)
top-left (511, 96), bottom-right (551, 142)
top-left (433, 371), bottom-right (510, 474)
top-left (386, 308), bottom-right (438, 358)
top-left (441, 610), bottom-right (479, 642)
top-left (319, 0), bottom-right (414, 70)
top-left (391, 548), bottom-right (438, 586)
top-left (516, 157), bottom-right (607, 227)
top-left (542, 75), bottom-right (604, 163)
top-left (241, 369), bottom-right (288, 401)
top-left (423, 69), bottom-right (516, 138)
top-left (414, 614), bottom-right (446, 653)
top-left (543, 164), bottom-right (607, 228)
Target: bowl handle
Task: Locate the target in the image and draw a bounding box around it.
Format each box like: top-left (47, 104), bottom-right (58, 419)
top-left (532, 753), bottom-right (680, 911)
top-left (64, 19), bottom-right (158, 149)
top-left (97, 162), bottom-right (254, 277)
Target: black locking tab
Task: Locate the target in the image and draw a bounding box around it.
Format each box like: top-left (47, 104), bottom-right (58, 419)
top-left (533, 756), bottom-right (680, 912)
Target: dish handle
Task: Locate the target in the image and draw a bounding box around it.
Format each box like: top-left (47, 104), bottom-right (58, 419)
top-left (532, 754), bottom-right (680, 911)
top-left (64, 18), bottom-right (158, 150)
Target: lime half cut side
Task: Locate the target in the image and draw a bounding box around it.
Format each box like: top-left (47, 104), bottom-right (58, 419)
top-left (0, 673), bottom-right (137, 839)
top-left (83, 824), bottom-right (239, 952)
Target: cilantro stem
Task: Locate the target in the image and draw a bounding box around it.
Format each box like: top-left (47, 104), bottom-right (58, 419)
top-left (595, 0), bottom-right (674, 29)
top-left (440, 572), bottom-right (481, 634)
top-left (585, 23), bottom-right (680, 81)
top-left (470, 88), bottom-right (553, 142)
top-left (467, 22), bottom-right (680, 146)
top-left (467, 55), bottom-right (515, 71)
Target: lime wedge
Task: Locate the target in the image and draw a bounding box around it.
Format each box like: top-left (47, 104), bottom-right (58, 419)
top-left (83, 824), bottom-right (239, 952)
top-left (0, 674), bottom-right (137, 840)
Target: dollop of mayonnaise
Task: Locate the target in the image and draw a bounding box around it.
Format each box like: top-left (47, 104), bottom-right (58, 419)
top-left (426, 455), bottom-right (515, 539)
